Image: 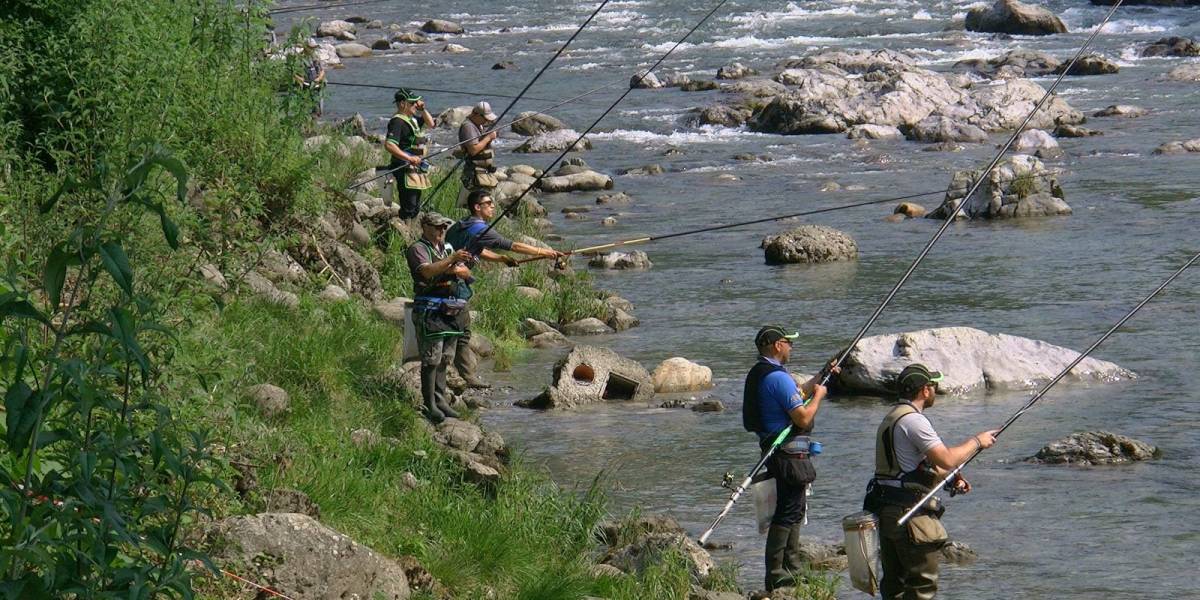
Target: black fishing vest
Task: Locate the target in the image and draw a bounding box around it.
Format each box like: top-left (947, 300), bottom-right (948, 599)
top-left (743, 359), bottom-right (786, 433)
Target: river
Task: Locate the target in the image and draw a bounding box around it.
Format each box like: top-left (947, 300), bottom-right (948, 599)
top-left (276, 1), bottom-right (1199, 597)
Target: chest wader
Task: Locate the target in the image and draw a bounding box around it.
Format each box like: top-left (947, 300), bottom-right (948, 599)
top-left (744, 359), bottom-right (817, 591)
top-left (463, 146), bottom-right (498, 190)
top-left (411, 240), bottom-right (464, 423)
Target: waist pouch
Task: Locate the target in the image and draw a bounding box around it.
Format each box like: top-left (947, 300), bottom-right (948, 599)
top-left (415, 296), bottom-right (468, 316)
top-left (862, 480), bottom-right (945, 519)
top-left (906, 513), bottom-right (948, 547)
top-left (414, 307), bottom-right (461, 339)
top-left (766, 440), bottom-right (816, 487)
top-left (469, 169), bottom-right (499, 189)
top-left (404, 169), bottom-right (432, 190)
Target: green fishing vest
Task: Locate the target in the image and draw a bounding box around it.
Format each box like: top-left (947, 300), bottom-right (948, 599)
top-left (393, 113), bottom-right (424, 153)
top-left (874, 403), bottom-right (939, 493)
top-left (413, 239), bottom-right (454, 297)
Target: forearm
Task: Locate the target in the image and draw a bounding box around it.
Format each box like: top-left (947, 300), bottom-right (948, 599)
top-left (417, 256), bottom-right (456, 279)
top-left (421, 110), bottom-right (434, 128)
top-left (385, 142), bottom-right (418, 163)
top-left (511, 242), bottom-right (554, 257)
top-left (479, 249), bottom-right (507, 263)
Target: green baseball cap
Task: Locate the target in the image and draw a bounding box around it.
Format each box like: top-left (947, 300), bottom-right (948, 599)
top-left (755, 325), bottom-right (799, 348)
top-left (394, 88), bottom-right (422, 103)
top-left (896, 363), bottom-right (944, 394)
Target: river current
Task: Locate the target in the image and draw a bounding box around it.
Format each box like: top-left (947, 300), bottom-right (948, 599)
top-left (276, 1), bottom-right (1199, 597)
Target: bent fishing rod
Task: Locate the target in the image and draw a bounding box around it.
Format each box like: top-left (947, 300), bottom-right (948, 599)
top-left (515, 171), bottom-right (1063, 265)
top-left (477, 0), bottom-right (734, 241)
top-left (897, 248), bottom-right (1200, 526)
top-left (348, 0), bottom-right (613, 194)
top-left (697, 0), bottom-right (1128, 545)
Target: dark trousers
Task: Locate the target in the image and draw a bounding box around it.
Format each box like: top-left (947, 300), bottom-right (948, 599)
top-left (396, 183), bottom-right (421, 219)
top-left (772, 470), bottom-right (807, 526)
top-left (878, 504), bottom-right (941, 600)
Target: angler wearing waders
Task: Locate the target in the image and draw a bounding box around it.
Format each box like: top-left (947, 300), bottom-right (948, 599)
top-left (293, 39), bottom-right (326, 117)
top-left (743, 326), bottom-right (837, 591)
top-left (385, 89), bottom-right (435, 220)
top-left (445, 191), bottom-right (564, 389)
top-left (405, 212), bottom-right (474, 423)
top-left (457, 102), bottom-right (501, 204)
top-left (864, 364), bottom-right (998, 600)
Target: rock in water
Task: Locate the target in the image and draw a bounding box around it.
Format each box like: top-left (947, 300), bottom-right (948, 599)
top-left (929, 154), bottom-right (1069, 219)
top-left (603, 533), bottom-right (715, 582)
top-left (588, 251), bottom-right (653, 270)
top-left (317, 20), bottom-right (357, 39)
top-left (1152, 139), bottom-right (1200, 155)
top-left (514, 129), bottom-right (592, 153)
top-left (1012, 129), bottom-right (1063, 158)
top-left (965, 0), bottom-right (1067, 36)
top-left (335, 43), bottom-right (372, 58)
top-left (1055, 54), bottom-right (1119, 76)
top-left (651, 357), bottom-right (713, 393)
top-left (954, 49), bottom-right (1060, 78)
top-left (421, 19), bottom-right (464, 34)
top-left (908, 116), bottom-right (989, 144)
top-left (695, 104), bottom-right (753, 127)
top-left (511, 111), bottom-right (567, 136)
top-left (210, 513), bottom-right (411, 599)
top-left (538, 170), bottom-right (612, 192)
top-left (716, 62), bottom-right (756, 80)
top-left (1165, 64), bottom-right (1200, 82)
top-left (834, 327), bottom-right (1133, 396)
top-left (1141, 36), bottom-right (1200, 58)
top-left (630, 70), bottom-right (663, 89)
top-left (517, 345), bottom-right (654, 409)
top-left (1029, 431), bottom-right (1160, 465)
top-left (761, 225), bottom-right (858, 265)
top-left (1093, 104), bottom-right (1147, 118)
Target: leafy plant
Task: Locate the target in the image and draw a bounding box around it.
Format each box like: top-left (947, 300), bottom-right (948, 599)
top-left (0, 145), bottom-right (220, 598)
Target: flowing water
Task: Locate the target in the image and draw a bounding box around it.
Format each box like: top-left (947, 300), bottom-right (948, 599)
top-left (277, 1), bottom-right (1199, 596)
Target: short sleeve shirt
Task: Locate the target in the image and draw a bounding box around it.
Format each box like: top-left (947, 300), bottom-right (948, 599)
top-left (458, 119), bottom-right (483, 146)
top-left (405, 239), bottom-right (453, 289)
top-left (757, 358), bottom-right (806, 439)
top-left (448, 216), bottom-right (513, 252)
top-left (387, 116), bottom-right (416, 168)
top-left (892, 411), bottom-right (944, 474)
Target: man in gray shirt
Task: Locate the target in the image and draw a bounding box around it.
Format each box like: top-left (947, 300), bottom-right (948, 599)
top-left (864, 364), bottom-right (998, 600)
top-left (457, 101), bottom-right (499, 205)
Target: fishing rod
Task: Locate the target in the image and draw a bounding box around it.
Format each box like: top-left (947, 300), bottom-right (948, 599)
top-left (477, 0), bottom-right (734, 241)
top-left (349, 0), bottom-right (613, 196)
top-left (326, 81), bottom-right (600, 105)
top-left (897, 248), bottom-right (1200, 526)
top-left (269, 0), bottom-right (391, 16)
top-left (698, 0), bottom-right (1128, 545)
top-left (516, 170), bottom-right (1063, 265)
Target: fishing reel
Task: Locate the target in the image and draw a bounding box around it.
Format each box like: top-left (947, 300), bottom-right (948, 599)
top-left (720, 471), bottom-right (735, 490)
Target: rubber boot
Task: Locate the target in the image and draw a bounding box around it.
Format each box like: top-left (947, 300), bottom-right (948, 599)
top-left (436, 398), bottom-right (461, 420)
top-left (420, 365), bottom-right (445, 424)
top-left (765, 525), bottom-right (793, 591)
top-left (455, 337), bottom-right (491, 389)
top-left (784, 523), bottom-right (807, 577)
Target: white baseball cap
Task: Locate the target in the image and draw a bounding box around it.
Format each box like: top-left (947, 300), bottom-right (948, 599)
top-left (473, 101), bottom-right (498, 122)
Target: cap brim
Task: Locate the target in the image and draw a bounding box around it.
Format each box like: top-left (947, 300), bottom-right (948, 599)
top-left (782, 332), bottom-right (800, 340)
top-left (928, 371), bottom-right (944, 382)
top-left (483, 112), bottom-right (498, 121)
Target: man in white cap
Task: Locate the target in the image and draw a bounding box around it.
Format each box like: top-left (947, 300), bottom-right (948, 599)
top-left (457, 101), bottom-right (500, 203)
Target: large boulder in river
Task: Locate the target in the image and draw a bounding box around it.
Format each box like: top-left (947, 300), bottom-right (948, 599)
top-left (588, 250), bottom-right (652, 270)
top-left (908, 116), bottom-right (988, 143)
top-left (954, 49), bottom-right (1060, 78)
top-left (317, 20), bottom-right (357, 39)
top-left (716, 62), bottom-right (756, 80)
top-left (761, 225), bottom-right (858, 265)
top-left (421, 19), bottom-right (464, 34)
top-left (1055, 54), bottom-right (1119, 76)
top-left (514, 129), bottom-right (592, 153)
top-left (1164, 64), bottom-right (1200, 82)
top-left (694, 103), bottom-right (753, 127)
top-left (780, 48), bottom-right (917, 73)
top-left (652, 358), bottom-right (713, 393)
top-left (1152, 138), bottom-right (1200, 155)
top-left (335, 43), bottom-right (372, 58)
top-left (210, 513), bottom-right (411, 599)
top-left (1028, 431), bottom-right (1159, 465)
top-left (538, 170), bottom-right (612, 192)
top-left (1012, 128), bottom-right (1063, 158)
top-left (929, 154), bottom-right (1068, 220)
top-left (965, 0), bottom-right (1067, 36)
top-left (437, 105), bottom-right (473, 129)
top-left (511, 111), bottom-right (567, 136)
top-left (517, 345), bottom-right (654, 409)
top-left (630, 70), bottom-right (664, 89)
top-left (1141, 36), bottom-right (1200, 58)
top-left (833, 327), bottom-right (1133, 396)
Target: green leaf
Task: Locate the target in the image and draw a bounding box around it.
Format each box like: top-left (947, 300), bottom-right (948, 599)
top-left (159, 209), bottom-right (180, 249)
top-left (43, 245), bottom-right (75, 310)
top-left (98, 241), bottom-right (134, 297)
top-left (4, 382), bottom-right (37, 453)
top-left (39, 175), bottom-right (77, 214)
top-left (0, 294), bottom-right (49, 326)
top-left (109, 308), bottom-right (149, 376)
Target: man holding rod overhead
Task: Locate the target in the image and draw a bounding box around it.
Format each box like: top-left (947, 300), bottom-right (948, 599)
top-left (385, 88), bottom-right (435, 220)
top-left (743, 325), bottom-right (839, 591)
top-left (863, 364), bottom-right (998, 600)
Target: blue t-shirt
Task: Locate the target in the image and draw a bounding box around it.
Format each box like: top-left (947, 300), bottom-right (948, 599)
top-left (757, 358), bottom-right (806, 439)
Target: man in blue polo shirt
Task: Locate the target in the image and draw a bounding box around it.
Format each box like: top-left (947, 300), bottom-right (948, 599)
top-left (742, 325), bottom-right (838, 591)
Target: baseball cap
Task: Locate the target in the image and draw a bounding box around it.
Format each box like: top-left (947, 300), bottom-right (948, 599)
top-left (394, 88), bottom-right (422, 103)
top-left (472, 101), bottom-right (498, 122)
top-left (896, 363), bottom-right (944, 394)
top-left (755, 325), bottom-right (800, 348)
top-left (419, 212), bottom-right (454, 228)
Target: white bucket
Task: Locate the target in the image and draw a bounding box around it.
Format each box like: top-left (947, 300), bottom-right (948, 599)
top-left (380, 172), bottom-right (396, 207)
top-left (401, 302), bottom-right (418, 362)
top-left (843, 511), bottom-right (880, 595)
top-left (752, 478), bottom-right (776, 534)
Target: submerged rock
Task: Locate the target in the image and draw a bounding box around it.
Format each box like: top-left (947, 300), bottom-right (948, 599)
top-left (717, 62), bottom-right (757, 80)
top-left (1141, 36), bottom-right (1200, 58)
top-left (1165, 64), bottom-right (1200, 82)
top-left (210, 513), bottom-right (411, 599)
top-left (514, 129), bottom-right (592, 153)
top-left (965, 0), bottom-right (1067, 36)
top-left (929, 154), bottom-right (1068, 220)
top-left (518, 345), bottom-right (653, 409)
top-left (1054, 123), bottom-right (1101, 138)
top-left (695, 103), bottom-right (753, 127)
top-left (834, 326), bottom-right (1133, 396)
top-left (761, 225), bottom-right (858, 265)
top-left (1093, 104), bottom-right (1147, 118)
top-left (1055, 54), bottom-right (1119, 76)
top-left (1029, 431), bottom-right (1160, 465)
top-left (588, 251), bottom-right (653, 270)
top-left (1152, 138), bottom-right (1200, 155)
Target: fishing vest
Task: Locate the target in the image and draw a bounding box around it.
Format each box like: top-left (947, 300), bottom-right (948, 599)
top-left (412, 239), bottom-right (457, 298)
top-left (874, 403), bottom-right (940, 494)
top-left (446, 217), bottom-right (488, 256)
top-left (393, 113), bottom-right (425, 155)
top-left (743, 359), bottom-right (812, 440)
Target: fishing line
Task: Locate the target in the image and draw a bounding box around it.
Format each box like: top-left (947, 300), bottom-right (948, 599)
top-left (698, 0), bottom-right (1129, 544)
top-left (349, 0), bottom-right (614, 197)
top-left (897, 248), bottom-right (1200, 526)
top-left (478, 0), bottom-right (733, 240)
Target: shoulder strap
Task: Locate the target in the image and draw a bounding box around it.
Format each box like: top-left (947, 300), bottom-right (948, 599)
top-left (742, 359), bottom-right (786, 433)
top-left (875, 403), bottom-right (919, 479)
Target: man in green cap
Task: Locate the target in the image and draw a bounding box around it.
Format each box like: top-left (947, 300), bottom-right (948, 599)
top-left (385, 88), bottom-right (435, 220)
top-left (863, 363), bottom-right (998, 600)
top-left (742, 325), bottom-right (839, 591)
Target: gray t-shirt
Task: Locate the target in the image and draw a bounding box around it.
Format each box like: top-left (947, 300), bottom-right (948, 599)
top-left (891, 411), bottom-right (944, 475)
top-left (458, 119), bottom-right (483, 146)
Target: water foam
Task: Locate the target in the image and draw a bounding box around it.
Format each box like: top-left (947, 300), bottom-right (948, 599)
top-left (589, 126), bottom-right (767, 145)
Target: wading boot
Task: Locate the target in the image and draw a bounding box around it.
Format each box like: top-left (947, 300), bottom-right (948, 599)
top-left (765, 524), bottom-right (793, 591)
top-left (420, 365), bottom-right (445, 424)
top-left (455, 344), bottom-right (492, 389)
top-left (785, 522), bottom-right (808, 578)
top-left (436, 398), bottom-right (461, 420)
